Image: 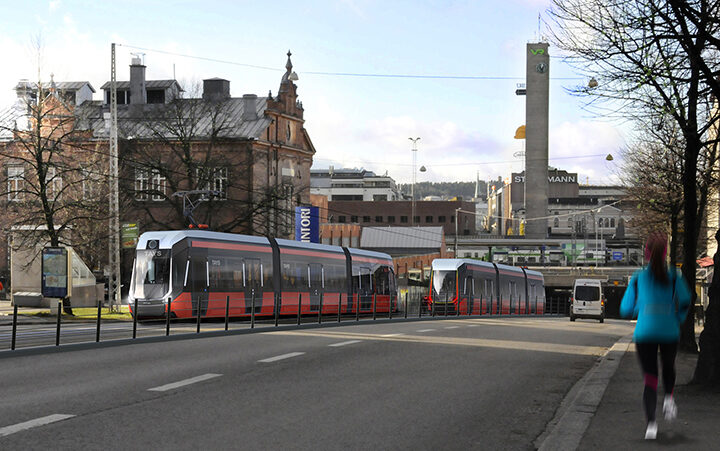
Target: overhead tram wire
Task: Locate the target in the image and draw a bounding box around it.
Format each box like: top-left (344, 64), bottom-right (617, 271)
top-left (119, 43), bottom-right (584, 82)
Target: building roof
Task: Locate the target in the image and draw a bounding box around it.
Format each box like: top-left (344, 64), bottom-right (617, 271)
top-left (14, 81), bottom-right (96, 93)
top-left (361, 226), bottom-right (444, 249)
top-left (99, 80), bottom-right (182, 90)
top-left (74, 96), bottom-right (272, 140)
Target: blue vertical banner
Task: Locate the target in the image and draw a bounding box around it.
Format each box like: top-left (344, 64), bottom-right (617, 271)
top-left (295, 206), bottom-right (320, 243)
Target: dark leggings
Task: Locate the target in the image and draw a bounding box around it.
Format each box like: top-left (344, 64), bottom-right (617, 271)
top-left (635, 342), bottom-right (678, 422)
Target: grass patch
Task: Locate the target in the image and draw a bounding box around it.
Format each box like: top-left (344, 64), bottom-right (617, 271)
top-left (21, 306), bottom-right (132, 321)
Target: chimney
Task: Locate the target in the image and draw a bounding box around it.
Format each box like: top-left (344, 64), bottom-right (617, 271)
top-left (202, 78), bottom-right (230, 101)
top-left (242, 94), bottom-right (258, 121)
top-left (129, 57), bottom-right (146, 104)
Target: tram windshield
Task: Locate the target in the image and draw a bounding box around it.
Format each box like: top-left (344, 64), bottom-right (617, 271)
top-left (432, 270), bottom-right (456, 300)
top-left (133, 249), bottom-right (170, 300)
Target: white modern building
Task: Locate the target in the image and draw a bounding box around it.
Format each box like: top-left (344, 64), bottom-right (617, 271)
top-left (310, 167), bottom-right (402, 201)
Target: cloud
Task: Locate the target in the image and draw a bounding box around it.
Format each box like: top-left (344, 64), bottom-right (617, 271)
top-left (49, 1), bottom-right (61, 12)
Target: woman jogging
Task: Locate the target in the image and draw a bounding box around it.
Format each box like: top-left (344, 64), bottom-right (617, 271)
top-left (620, 231), bottom-right (691, 440)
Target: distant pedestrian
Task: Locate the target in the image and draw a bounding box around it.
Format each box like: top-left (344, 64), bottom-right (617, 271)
top-left (620, 231), bottom-right (691, 440)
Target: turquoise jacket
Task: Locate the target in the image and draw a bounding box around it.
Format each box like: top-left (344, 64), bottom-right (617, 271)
top-left (620, 267), bottom-right (691, 343)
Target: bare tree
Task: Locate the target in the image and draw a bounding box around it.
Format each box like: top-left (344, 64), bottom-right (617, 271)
top-left (548, 0), bottom-right (720, 360)
top-left (0, 78), bottom-right (109, 313)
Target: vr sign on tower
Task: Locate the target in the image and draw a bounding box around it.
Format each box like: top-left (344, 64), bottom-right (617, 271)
top-left (295, 206), bottom-right (320, 243)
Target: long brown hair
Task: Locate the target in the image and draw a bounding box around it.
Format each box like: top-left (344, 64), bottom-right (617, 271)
top-left (646, 232), bottom-right (669, 284)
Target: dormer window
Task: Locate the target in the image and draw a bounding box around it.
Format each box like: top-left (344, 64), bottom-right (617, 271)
top-left (147, 89), bottom-right (165, 104)
top-left (105, 90), bottom-right (130, 105)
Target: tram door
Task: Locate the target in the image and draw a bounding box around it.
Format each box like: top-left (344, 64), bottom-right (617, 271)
top-left (465, 276), bottom-right (474, 314)
top-left (189, 253), bottom-right (208, 317)
top-left (309, 263), bottom-right (323, 311)
top-left (358, 267), bottom-right (372, 311)
top-left (244, 258), bottom-right (262, 314)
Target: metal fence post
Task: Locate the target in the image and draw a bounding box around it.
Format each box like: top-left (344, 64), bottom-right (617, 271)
top-left (251, 292), bottom-right (255, 329)
top-left (56, 300), bottom-right (62, 346)
top-left (338, 293), bottom-right (342, 323)
top-left (196, 297), bottom-right (201, 333)
top-left (319, 292), bottom-right (323, 325)
top-left (225, 295), bottom-right (230, 331)
top-left (444, 292), bottom-right (448, 317)
top-left (133, 298), bottom-right (138, 339)
top-left (356, 292), bottom-right (360, 322)
top-left (297, 293), bottom-right (301, 326)
top-left (372, 293), bottom-right (377, 321)
top-left (96, 300), bottom-right (102, 342)
top-left (166, 297), bottom-right (171, 336)
top-left (275, 293), bottom-right (279, 327)
top-left (11, 304), bottom-right (18, 350)
top-left (405, 292), bottom-right (408, 319)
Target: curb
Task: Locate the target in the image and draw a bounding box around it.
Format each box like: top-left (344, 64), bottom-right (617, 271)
top-left (536, 333), bottom-right (633, 451)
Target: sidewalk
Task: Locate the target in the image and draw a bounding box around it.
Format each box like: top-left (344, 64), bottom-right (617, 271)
top-left (580, 346), bottom-right (720, 449)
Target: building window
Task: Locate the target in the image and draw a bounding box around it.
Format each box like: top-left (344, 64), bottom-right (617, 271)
top-left (363, 216), bottom-right (371, 223)
top-left (611, 218), bottom-right (615, 227)
top-left (413, 216), bottom-right (420, 224)
top-left (135, 168), bottom-right (149, 201)
top-left (425, 216), bottom-right (433, 223)
top-left (350, 216), bottom-right (358, 223)
top-left (567, 217), bottom-right (573, 228)
top-left (151, 171), bottom-right (166, 201)
top-left (373, 194), bottom-right (387, 201)
top-left (375, 216), bottom-right (383, 223)
top-left (197, 167), bottom-right (228, 199)
top-left (438, 216), bottom-right (446, 223)
top-left (7, 164), bottom-right (24, 201)
top-left (400, 216), bottom-right (408, 223)
top-left (553, 217), bottom-right (559, 228)
top-left (605, 218), bottom-right (610, 227)
top-left (338, 216), bottom-right (346, 223)
top-left (388, 216), bottom-right (396, 223)
top-left (46, 166), bottom-right (62, 200)
top-left (451, 215), bottom-right (455, 223)
top-left (146, 89), bottom-right (165, 104)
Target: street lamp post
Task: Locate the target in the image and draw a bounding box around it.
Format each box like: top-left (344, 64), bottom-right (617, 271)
top-left (454, 208), bottom-right (460, 257)
top-left (409, 137), bottom-right (421, 226)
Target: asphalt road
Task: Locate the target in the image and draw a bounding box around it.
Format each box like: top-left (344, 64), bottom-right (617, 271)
top-left (0, 317), bottom-right (633, 450)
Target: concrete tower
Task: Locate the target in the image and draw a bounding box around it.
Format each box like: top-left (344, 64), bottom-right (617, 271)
top-left (524, 42), bottom-right (549, 239)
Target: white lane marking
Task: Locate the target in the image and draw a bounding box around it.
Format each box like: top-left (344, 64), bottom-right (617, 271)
top-left (329, 340), bottom-right (362, 347)
top-left (381, 333), bottom-right (404, 337)
top-left (258, 352), bottom-right (305, 363)
top-left (417, 329), bottom-right (436, 333)
top-left (148, 373), bottom-right (222, 392)
top-left (466, 324), bottom-right (479, 327)
top-left (0, 414), bottom-right (75, 437)
top-left (445, 326), bottom-right (460, 329)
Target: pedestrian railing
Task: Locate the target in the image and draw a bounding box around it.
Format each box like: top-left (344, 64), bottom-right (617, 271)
top-left (0, 292), bottom-right (565, 352)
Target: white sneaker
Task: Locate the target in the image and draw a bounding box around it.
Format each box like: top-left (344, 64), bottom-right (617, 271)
top-left (645, 421), bottom-right (658, 440)
top-left (663, 394), bottom-right (677, 421)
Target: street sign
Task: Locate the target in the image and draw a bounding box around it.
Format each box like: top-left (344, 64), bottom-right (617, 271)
top-left (42, 247), bottom-right (68, 298)
top-left (295, 206), bottom-right (320, 243)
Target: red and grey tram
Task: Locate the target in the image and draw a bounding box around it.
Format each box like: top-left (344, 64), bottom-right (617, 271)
top-left (129, 230), bottom-right (397, 319)
top-left (427, 259), bottom-right (545, 315)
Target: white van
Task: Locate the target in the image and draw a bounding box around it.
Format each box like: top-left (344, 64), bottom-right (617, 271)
top-left (570, 279), bottom-right (604, 323)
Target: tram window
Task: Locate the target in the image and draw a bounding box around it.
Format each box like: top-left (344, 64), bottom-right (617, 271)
top-left (172, 249), bottom-right (189, 291)
top-left (373, 267), bottom-right (392, 295)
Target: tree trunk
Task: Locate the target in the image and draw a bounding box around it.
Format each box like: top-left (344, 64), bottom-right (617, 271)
top-left (679, 137), bottom-right (699, 353)
top-left (693, 230), bottom-right (720, 386)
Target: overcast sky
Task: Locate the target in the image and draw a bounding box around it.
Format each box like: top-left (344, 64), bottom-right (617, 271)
top-left (0, 0), bottom-right (626, 185)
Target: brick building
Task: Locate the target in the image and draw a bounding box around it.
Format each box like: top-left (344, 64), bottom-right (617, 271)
top-left (327, 200), bottom-right (476, 236)
top-left (0, 51), bottom-right (315, 282)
